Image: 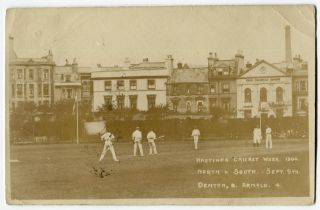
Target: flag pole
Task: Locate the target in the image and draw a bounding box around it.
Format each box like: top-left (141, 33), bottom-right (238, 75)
top-left (76, 93), bottom-right (79, 145)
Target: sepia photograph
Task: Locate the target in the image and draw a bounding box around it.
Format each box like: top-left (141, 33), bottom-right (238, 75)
top-left (5, 5), bottom-right (315, 205)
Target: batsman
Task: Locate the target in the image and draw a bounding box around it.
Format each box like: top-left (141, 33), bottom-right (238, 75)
top-left (99, 128), bottom-right (119, 162)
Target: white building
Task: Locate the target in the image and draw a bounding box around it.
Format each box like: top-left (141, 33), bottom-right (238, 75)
top-left (237, 60), bottom-right (292, 119)
top-left (92, 56), bottom-right (173, 111)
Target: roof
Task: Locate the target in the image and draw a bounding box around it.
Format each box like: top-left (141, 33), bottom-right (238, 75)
top-left (169, 68), bottom-right (208, 83)
top-left (213, 59), bottom-right (236, 68)
top-left (292, 70), bottom-right (308, 77)
top-left (272, 61), bottom-right (288, 70)
top-left (91, 68), bottom-right (169, 79)
top-left (10, 57), bottom-right (55, 65)
top-left (129, 62), bottom-right (165, 69)
top-left (77, 66), bottom-right (93, 73)
top-left (240, 60), bottom-right (287, 77)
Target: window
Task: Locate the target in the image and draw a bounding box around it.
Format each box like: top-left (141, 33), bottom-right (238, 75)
top-left (260, 88), bottom-right (267, 102)
top-left (173, 85), bottom-right (178, 95)
top-left (186, 101), bottom-right (191, 112)
top-left (222, 83), bottom-right (230, 93)
top-left (104, 96), bottom-right (112, 107)
top-left (29, 69), bottom-right (34, 80)
top-left (300, 80), bottom-right (307, 91)
top-left (210, 84), bottom-right (216, 93)
top-left (82, 80), bottom-right (91, 92)
top-left (223, 69), bottom-right (229, 75)
top-left (117, 80), bottom-right (124, 90)
top-left (129, 95), bottom-right (137, 110)
top-left (172, 101), bottom-right (178, 112)
top-left (244, 110), bottom-right (252, 118)
top-left (66, 89), bottom-right (73, 99)
top-left (218, 68), bottom-right (223, 76)
top-left (276, 87), bottom-right (283, 103)
top-left (197, 85), bottom-right (204, 94)
top-left (147, 95), bottom-right (156, 110)
top-left (29, 84), bottom-right (34, 97)
top-left (221, 98), bottom-right (230, 111)
top-left (117, 95), bottom-right (125, 109)
top-left (244, 88), bottom-right (251, 103)
top-left (12, 84), bottom-right (15, 97)
top-left (197, 101), bottom-right (204, 112)
top-left (17, 69), bottom-right (22, 79)
top-left (210, 98), bottom-right (217, 109)
top-left (65, 74), bottom-right (71, 82)
top-left (43, 69), bottom-right (49, 80)
top-left (148, 80), bottom-right (156, 90)
top-left (17, 84), bottom-right (23, 97)
top-left (43, 84), bottom-right (49, 96)
top-left (130, 80), bottom-right (137, 90)
top-left (298, 98), bottom-right (307, 111)
top-left (295, 81), bottom-right (299, 91)
top-left (38, 84), bottom-right (42, 96)
top-left (105, 81), bottom-right (112, 90)
top-left (186, 85), bottom-right (191, 95)
top-left (61, 74), bottom-right (64, 81)
top-left (24, 84), bottom-right (27, 96)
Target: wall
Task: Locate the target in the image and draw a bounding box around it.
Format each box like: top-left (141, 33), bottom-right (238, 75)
top-left (93, 78), bottom-right (167, 111)
top-left (237, 77), bottom-right (292, 118)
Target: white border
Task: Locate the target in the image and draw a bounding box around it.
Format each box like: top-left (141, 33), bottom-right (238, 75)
top-left (0, 0), bottom-right (318, 210)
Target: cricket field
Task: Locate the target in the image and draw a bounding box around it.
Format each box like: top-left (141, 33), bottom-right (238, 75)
top-left (8, 138), bottom-right (310, 200)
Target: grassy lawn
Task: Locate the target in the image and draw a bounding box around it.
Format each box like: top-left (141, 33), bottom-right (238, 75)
top-left (9, 138), bottom-right (310, 200)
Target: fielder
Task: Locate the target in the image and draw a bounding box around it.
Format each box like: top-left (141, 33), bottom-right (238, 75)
top-left (253, 127), bottom-right (262, 146)
top-left (265, 125), bottom-right (272, 149)
top-left (147, 130), bottom-right (158, 155)
top-left (191, 126), bottom-right (200, 150)
top-left (132, 127), bottom-right (144, 156)
top-left (99, 129), bottom-right (119, 162)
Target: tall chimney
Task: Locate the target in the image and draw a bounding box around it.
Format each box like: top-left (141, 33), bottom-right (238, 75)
top-left (8, 36), bottom-right (17, 61)
top-left (165, 55), bottom-right (174, 76)
top-left (285, 25), bottom-right (292, 63)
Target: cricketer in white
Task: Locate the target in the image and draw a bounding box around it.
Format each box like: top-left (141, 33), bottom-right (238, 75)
top-left (99, 130), bottom-right (119, 162)
top-left (132, 127), bottom-right (144, 156)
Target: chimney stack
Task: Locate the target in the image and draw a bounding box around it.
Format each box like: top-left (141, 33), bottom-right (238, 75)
top-left (8, 36), bottom-right (18, 61)
top-left (285, 25), bottom-right (292, 63)
top-left (165, 55), bottom-right (174, 76)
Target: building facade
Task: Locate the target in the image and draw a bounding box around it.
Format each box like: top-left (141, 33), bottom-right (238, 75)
top-left (92, 56), bottom-right (173, 111)
top-left (9, 37), bottom-right (55, 109)
top-left (236, 60), bottom-right (292, 119)
top-left (273, 25), bottom-right (309, 117)
top-left (79, 67), bottom-right (94, 105)
top-left (166, 67), bottom-right (210, 119)
top-left (53, 59), bottom-right (82, 103)
top-left (207, 52), bottom-right (244, 118)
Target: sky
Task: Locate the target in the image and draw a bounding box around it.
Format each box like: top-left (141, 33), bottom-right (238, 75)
top-left (6, 5), bottom-right (315, 67)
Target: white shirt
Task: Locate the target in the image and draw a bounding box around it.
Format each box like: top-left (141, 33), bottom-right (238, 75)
top-left (253, 128), bottom-right (261, 137)
top-left (191, 129), bottom-right (200, 137)
top-left (266, 128), bottom-right (272, 135)
top-left (101, 132), bottom-right (114, 143)
top-left (147, 131), bottom-right (156, 140)
top-left (132, 130), bottom-right (142, 141)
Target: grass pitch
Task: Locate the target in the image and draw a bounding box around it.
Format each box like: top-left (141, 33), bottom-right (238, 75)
top-left (9, 138), bottom-right (310, 200)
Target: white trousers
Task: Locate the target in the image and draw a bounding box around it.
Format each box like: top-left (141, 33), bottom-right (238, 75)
top-left (99, 142), bottom-right (118, 161)
top-left (148, 140), bottom-right (157, 155)
top-left (266, 134), bottom-right (272, 149)
top-left (134, 141), bottom-right (144, 156)
top-left (253, 135), bottom-right (261, 144)
top-left (193, 136), bottom-right (199, 150)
